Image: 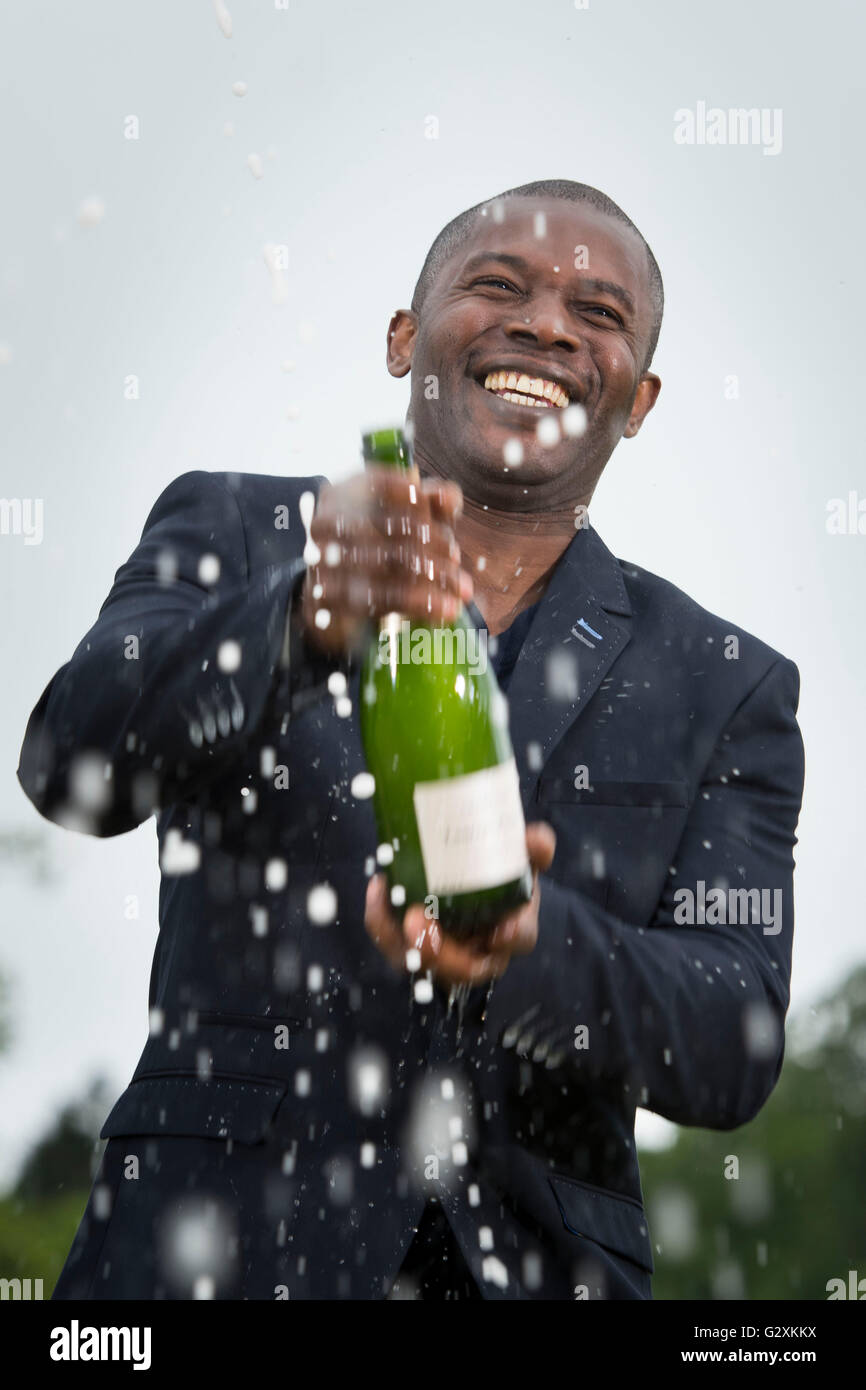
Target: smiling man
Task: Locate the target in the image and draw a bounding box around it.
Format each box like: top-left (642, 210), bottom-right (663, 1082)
top-left (18, 179), bottom-right (804, 1301)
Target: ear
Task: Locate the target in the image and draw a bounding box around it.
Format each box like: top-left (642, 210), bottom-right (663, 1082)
top-left (386, 309), bottom-right (418, 378)
top-left (623, 373), bottom-right (661, 439)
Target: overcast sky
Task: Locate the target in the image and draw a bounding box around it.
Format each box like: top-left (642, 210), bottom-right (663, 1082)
top-left (1, 0), bottom-right (863, 1184)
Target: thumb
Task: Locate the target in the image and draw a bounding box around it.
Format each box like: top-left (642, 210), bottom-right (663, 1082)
top-left (526, 820), bottom-right (556, 873)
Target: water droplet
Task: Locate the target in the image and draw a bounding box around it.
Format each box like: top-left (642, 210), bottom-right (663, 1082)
top-left (160, 829), bottom-right (201, 876)
top-left (536, 413), bottom-right (560, 447)
top-left (348, 1046), bottom-right (389, 1115)
top-left (198, 553), bottom-right (220, 585)
top-left (482, 1254), bottom-right (508, 1288)
top-left (217, 639), bottom-right (242, 673)
top-left (562, 403), bottom-right (587, 437)
top-left (546, 649), bottom-right (578, 701)
top-left (212, 0), bottom-right (232, 38)
top-left (264, 858), bottom-right (288, 891)
top-left (307, 883), bottom-right (337, 924)
top-left (413, 978), bottom-right (433, 1005)
top-left (503, 437), bottom-right (523, 466)
top-left (69, 753), bottom-right (112, 813)
top-left (77, 196), bottom-right (106, 227)
top-left (350, 771), bottom-right (375, 799)
top-left (156, 548), bottom-right (178, 584)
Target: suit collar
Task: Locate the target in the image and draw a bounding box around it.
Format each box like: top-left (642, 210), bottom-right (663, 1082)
top-left (553, 521), bottom-right (632, 618)
top-left (468, 523), bottom-right (633, 800)
top-left (466, 522), bottom-right (632, 631)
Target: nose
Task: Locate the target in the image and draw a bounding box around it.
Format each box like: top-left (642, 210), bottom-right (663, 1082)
top-left (504, 291), bottom-right (581, 354)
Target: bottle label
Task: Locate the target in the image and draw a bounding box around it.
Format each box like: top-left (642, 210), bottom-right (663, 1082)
top-left (413, 758), bottom-right (529, 895)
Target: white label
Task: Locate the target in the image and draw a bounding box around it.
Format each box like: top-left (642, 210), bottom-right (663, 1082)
top-left (412, 758), bottom-right (529, 895)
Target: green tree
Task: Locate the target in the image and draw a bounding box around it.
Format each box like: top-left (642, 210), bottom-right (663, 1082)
top-left (0, 1077), bottom-right (111, 1296)
top-left (640, 965), bottom-right (866, 1299)
top-left (14, 1076), bottom-right (111, 1202)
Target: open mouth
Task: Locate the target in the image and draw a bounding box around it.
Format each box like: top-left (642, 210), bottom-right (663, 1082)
top-left (480, 369), bottom-right (570, 410)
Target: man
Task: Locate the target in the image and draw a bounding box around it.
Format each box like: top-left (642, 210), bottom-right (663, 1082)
top-left (18, 179), bottom-right (804, 1301)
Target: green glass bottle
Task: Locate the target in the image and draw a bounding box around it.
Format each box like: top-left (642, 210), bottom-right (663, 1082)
top-left (359, 426), bottom-right (533, 941)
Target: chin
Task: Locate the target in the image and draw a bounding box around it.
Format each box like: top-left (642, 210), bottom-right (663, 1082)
top-left (460, 450), bottom-right (571, 502)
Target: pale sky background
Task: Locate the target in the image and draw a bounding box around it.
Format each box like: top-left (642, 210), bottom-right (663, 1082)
top-left (0, 0), bottom-right (863, 1187)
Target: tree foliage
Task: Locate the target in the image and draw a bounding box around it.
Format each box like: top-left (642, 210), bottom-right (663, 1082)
top-left (639, 965), bottom-right (866, 1299)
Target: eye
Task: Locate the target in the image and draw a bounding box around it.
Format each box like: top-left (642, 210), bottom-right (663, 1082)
top-left (582, 304), bottom-right (623, 325)
top-left (471, 276), bottom-right (518, 292)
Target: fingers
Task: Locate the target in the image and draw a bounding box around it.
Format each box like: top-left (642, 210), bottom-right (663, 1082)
top-left (363, 829), bottom-right (554, 991)
top-left (526, 821), bottom-right (557, 873)
top-left (487, 904), bottom-right (537, 957)
top-left (365, 881), bottom-right (511, 988)
top-left (312, 572), bottom-right (469, 628)
top-left (425, 478), bottom-right (464, 525)
top-left (364, 874), bottom-right (410, 970)
top-left (303, 470), bottom-right (472, 642)
top-left (401, 903), bottom-right (519, 987)
top-left (315, 536), bottom-right (469, 603)
top-left (315, 470), bottom-right (463, 543)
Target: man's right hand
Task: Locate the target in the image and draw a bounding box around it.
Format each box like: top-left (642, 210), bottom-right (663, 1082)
top-left (298, 466), bottom-right (475, 657)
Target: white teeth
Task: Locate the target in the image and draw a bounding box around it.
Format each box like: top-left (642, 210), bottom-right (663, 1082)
top-left (482, 370), bottom-right (569, 407)
top-left (501, 391), bottom-right (549, 407)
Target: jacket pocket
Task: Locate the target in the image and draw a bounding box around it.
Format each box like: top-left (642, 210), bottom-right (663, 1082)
top-left (537, 778), bottom-right (689, 808)
top-left (99, 1073), bottom-right (287, 1144)
top-left (548, 1173), bottom-right (654, 1273)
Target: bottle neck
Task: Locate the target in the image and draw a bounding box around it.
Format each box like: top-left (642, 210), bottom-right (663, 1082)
top-left (364, 428), bottom-right (422, 636)
top-left (361, 427), bottom-right (418, 479)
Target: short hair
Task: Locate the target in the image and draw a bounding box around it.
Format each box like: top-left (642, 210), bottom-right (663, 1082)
top-left (410, 179), bottom-right (664, 372)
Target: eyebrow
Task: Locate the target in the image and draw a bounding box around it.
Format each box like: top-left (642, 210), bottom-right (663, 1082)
top-left (460, 252), bottom-right (636, 316)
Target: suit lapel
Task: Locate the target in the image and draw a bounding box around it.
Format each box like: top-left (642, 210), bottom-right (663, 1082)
top-left (489, 524), bottom-right (633, 805)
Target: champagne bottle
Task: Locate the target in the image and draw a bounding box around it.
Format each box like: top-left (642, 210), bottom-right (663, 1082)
top-left (359, 426), bottom-right (533, 941)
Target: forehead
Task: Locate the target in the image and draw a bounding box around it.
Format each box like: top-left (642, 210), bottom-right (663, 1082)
top-left (451, 196), bottom-right (650, 304)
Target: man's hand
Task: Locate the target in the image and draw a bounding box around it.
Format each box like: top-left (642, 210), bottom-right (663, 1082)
top-left (364, 822), bottom-right (557, 988)
top-left (299, 467), bottom-right (473, 657)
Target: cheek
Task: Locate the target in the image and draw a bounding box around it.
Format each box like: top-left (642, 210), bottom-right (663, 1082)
top-left (418, 328), bottom-right (461, 384)
top-left (433, 306), bottom-right (496, 356)
top-left (600, 347), bottom-right (639, 403)
top-left (603, 346), bottom-right (631, 379)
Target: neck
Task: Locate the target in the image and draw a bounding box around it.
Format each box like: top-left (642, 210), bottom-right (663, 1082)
top-left (416, 452), bottom-right (588, 636)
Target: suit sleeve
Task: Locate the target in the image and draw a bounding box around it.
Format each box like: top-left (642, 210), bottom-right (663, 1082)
top-left (485, 657), bottom-right (805, 1130)
top-left (16, 470), bottom-right (344, 838)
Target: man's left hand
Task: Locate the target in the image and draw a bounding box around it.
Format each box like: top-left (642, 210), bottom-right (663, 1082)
top-left (364, 822), bottom-right (556, 988)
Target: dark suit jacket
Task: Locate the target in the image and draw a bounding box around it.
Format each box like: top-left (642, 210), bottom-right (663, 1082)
top-left (17, 469), bottom-right (805, 1299)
